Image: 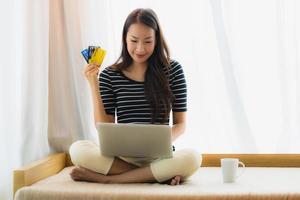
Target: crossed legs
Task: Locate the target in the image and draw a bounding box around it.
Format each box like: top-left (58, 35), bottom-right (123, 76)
top-left (70, 157), bottom-right (182, 185)
top-left (69, 140), bottom-right (200, 185)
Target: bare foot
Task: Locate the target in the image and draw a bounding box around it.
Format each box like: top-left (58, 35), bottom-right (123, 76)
top-left (163, 175), bottom-right (182, 186)
top-left (70, 166), bottom-right (109, 183)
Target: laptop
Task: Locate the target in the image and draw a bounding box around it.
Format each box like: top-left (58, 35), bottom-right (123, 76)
top-left (96, 122), bottom-right (173, 159)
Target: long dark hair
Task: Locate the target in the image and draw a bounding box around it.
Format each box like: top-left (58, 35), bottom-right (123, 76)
top-left (111, 8), bottom-right (174, 124)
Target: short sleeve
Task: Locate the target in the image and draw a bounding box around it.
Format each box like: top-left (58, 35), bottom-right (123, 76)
top-left (170, 60), bottom-right (187, 112)
top-left (99, 68), bottom-right (116, 116)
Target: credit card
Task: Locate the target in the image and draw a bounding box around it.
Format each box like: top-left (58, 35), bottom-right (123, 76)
top-left (81, 49), bottom-right (89, 63)
top-left (88, 46), bottom-right (100, 60)
top-left (89, 47), bottom-right (106, 65)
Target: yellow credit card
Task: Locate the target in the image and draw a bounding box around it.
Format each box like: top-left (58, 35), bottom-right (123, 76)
top-left (89, 47), bottom-right (106, 65)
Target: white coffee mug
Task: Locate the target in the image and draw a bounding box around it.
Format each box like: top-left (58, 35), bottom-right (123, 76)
top-left (221, 158), bottom-right (245, 183)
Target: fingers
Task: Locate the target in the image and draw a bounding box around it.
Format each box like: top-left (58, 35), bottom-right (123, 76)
top-left (87, 63), bottom-right (100, 69)
top-left (87, 68), bottom-right (99, 76)
top-left (83, 64), bottom-right (98, 73)
top-left (83, 64), bottom-right (99, 78)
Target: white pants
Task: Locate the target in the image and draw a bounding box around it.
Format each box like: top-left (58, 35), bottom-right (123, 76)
top-left (69, 140), bottom-right (201, 182)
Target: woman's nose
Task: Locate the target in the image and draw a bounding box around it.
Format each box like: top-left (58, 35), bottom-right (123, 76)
top-left (136, 42), bottom-right (145, 52)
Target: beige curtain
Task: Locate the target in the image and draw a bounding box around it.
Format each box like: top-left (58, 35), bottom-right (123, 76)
top-left (48, 0), bottom-right (98, 152)
top-left (0, 1), bottom-right (50, 199)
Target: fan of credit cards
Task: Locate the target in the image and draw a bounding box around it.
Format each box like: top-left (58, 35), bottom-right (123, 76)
top-left (81, 46), bottom-right (106, 65)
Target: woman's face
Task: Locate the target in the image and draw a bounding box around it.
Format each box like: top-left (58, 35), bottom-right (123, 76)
top-left (126, 23), bottom-right (156, 65)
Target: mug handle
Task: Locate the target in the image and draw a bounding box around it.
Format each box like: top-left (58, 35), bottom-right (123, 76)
top-left (236, 161), bottom-right (245, 179)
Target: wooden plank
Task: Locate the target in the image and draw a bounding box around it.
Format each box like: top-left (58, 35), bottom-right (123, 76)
top-left (65, 153), bottom-right (300, 167)
top-left (13, 152), bottom-right (67, 196)
top-left (201, 154), bottom-right (300, 167)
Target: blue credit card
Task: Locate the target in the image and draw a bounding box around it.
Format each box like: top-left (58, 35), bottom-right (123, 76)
top-left (81, 49), bottom-right (89, 63)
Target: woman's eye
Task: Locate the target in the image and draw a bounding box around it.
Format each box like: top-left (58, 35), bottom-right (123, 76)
top-left (131, 40), bottom-right (137, 43)
top-left (145, 41), bottom-right (152, 44)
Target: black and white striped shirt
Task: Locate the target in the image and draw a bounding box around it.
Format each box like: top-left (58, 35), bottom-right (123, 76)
top-left (99, 60), bottom-right (187, 125)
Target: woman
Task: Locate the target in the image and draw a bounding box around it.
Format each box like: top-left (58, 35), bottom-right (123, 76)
top-left (69, 8), bottom-right (201, 186)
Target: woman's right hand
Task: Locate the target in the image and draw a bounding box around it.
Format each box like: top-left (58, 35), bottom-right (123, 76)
top-left (83, 63), bottom-right (100, 85)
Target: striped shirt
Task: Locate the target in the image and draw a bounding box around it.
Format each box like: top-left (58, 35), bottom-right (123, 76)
top-left (99, 60), bottom-right (187, 125)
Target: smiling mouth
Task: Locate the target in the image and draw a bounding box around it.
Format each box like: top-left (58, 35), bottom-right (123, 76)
top-left (136, 54), bottom-right (146, 58)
